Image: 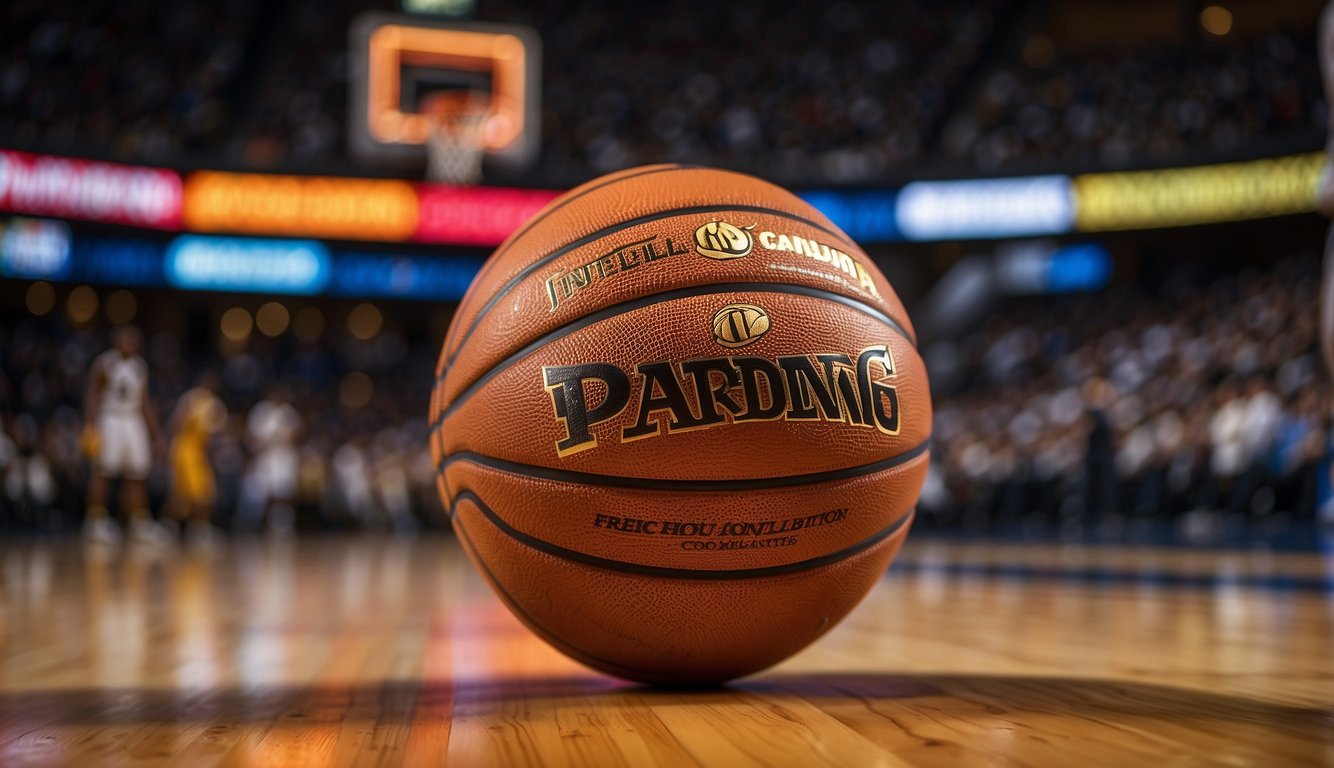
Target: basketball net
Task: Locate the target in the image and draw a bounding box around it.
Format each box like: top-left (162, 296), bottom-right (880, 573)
top-left (423, 92), bottom-right (491, 186)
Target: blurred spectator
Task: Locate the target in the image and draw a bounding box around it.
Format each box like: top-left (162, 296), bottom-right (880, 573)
top-left (372, 428), bottom-right (418, 533)
top-left (238, 386), bottom-right (303, 535)
top-left (921, 253), bottom-right (1331, 537)
top-left (947, 29), bottom-right (1322, 171)
top-left (1082, 379), bottom-right (1117, 524)
top-left (4, 413), bottom-right (56, 525)
top-left (332, 431), bottom-right (374, 524)
top-left (1208, 378), bottom-right (1247, 514)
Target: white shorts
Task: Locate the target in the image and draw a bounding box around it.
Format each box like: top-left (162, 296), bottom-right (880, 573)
top-left (97, 413), bottom-right (152, 480)
top-left (248, 449), bottom-right (298, 501)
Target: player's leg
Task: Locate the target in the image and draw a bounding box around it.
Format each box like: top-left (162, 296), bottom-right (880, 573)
top-left (86, 473), bottom-right (108, 518)
top-left (122, 477), bottom-right (174, 546)
top-left (233, 459), bottom-right (267, 533)
top-left (83, 472), bottom-right (120, 544)
top-left (186, 462), bottom-right (225, 549)
top-left (83, 416), bottom-right (121, 544)
top-left (122, 478), bottom-right (149, 523)
top-left (122, 418), bottom-right (173, 546)
top-left (165, 445), bottom-right (191, 526)
top-left (261, 451), bottom-right (297, 537)
top-left (267, 495), bottom-right (297, 537)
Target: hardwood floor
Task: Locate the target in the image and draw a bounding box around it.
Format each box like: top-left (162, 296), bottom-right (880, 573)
top-left (1, 535), bottom-right (1330, 767)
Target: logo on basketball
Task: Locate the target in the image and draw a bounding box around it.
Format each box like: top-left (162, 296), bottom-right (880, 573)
top-left (541, 344), bottom-right (901, 456)
top-left (693, 221), bottom-right (754, 260)
top-left (711, 304), bottom-right (770, 348)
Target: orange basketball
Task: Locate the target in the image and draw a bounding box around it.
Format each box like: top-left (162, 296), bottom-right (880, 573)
top-left (429, 165), bottom-right (931, 684)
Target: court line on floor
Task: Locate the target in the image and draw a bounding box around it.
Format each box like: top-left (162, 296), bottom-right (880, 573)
top-left (887, 560), bottom-right (1334, 593)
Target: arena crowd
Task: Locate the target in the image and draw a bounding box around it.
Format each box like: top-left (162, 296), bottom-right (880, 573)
top-left (0, 0), bottom-right (1321, 184)
top-left (920, 253), bottom-right (1331, 537)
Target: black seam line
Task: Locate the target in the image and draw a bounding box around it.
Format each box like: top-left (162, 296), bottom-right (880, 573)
top-left (431, 281), bottom-right (917, 430)
top-left (491, 165), bottom-right (691, 261)
top-left (436, 277), bottom-right (915, 391)
top-left (443, 202), bottom-right (863, 372)
top-left (450, 164), bottom-right (694, 333)
top-left (439, 437), bottom-right (931, 491)
top-left (450, 510), bottom-right (657, 678)
top-left (453, 489), bottom-right (915, 581)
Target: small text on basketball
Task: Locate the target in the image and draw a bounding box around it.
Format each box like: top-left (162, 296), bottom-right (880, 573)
top-left (591, 508), bottom-right (848, 538)
top-left (755, 230), bottom-right (881, 299)
top-left (542, 346), bottom-right (900, 457)
top-left (546, 234), bottom-right (689, 311)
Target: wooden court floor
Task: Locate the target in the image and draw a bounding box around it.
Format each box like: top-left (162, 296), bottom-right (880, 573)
top-left (0, 535), bottom-right (1331, 767)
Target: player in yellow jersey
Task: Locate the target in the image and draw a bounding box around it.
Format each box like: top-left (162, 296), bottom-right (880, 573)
top-left (167, 372), bottom-right (227, 548)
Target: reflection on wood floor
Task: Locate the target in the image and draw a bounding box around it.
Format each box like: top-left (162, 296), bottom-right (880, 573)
top-left (1, 535), bottom-right (1331, 767)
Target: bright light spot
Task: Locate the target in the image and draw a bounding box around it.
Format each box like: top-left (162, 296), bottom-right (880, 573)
top-left (67, 285), bottom-right (98, 324)
top-left (220, 307), bottom-right (253, 342)
top-left (106, 289), bottom-right (138, 324)
top-left (25, 281), bottom-right (55, 316)
top-left (255, 302), bottom-right (290, 337)
top-left (1022, 35), bottom-right (1054, 69)
top-left (340, 372), bottom-right (374, 409)
top-left (348, 303), bottom-right (383, 341)
top-left (1201, 5), bottom-right (1232, 36)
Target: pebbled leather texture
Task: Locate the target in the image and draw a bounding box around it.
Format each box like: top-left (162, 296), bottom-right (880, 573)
top-left (454, 501), bottom-right (913, 685)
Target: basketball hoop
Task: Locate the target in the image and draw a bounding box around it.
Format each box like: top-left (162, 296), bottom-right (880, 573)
top-left (422, 91), bottom-right (492, 186)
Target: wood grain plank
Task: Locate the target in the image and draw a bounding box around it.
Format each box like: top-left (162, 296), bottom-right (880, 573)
top-left (0, 537), bottom-right (1328, 768)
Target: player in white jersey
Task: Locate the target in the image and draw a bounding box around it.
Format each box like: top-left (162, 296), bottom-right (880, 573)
top-left (242, 385), bottom-right (303, 534)
top-left (83, 326), bottom-right (171, 545)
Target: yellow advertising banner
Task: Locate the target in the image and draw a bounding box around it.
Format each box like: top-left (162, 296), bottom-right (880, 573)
top-left (1074, 153), bottom-right (1323, 232)
top-left (183, 172), bottom-right (418, 241)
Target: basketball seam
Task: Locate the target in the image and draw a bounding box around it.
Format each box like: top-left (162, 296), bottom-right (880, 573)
top-left (439, 437), bottom-right (930, 491)
top-left (444, 164), bottom-right (694, 353)
top-left (443, 202), bottom-right (867, 373)
top-left (451, 488), bottom-right (915, 580)
top-left (487, 165), bottom-right (697, 261)
top-left (452, 513), bottom-right (668, 679)
top-left (432, 281), bottom-right (918, 428)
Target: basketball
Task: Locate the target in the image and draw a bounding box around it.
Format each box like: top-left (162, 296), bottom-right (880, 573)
top-left (6, 0), bottom-right (1333, 760)
top-left (429, 164), bottom-right (931, 684)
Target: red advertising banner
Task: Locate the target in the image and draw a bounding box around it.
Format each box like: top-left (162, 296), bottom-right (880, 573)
top-left (0, 149), bottom-right (182, 229)
top-left (415, 184), bottom-right (559, 246)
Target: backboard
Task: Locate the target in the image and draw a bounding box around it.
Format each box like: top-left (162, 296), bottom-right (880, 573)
top-left (348, 13), bottom-right (541, 176)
